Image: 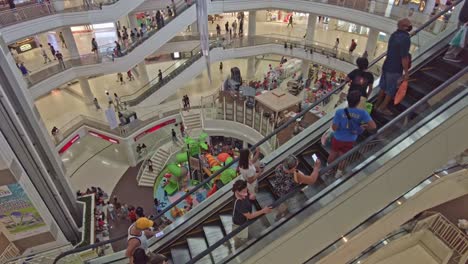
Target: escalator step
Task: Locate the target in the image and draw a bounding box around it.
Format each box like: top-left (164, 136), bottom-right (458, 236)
top-left (435, 57), bottom-right (465, 72)
top-left (219, 214), bottom-right (233, 235)
top-left (187, 237), bottom-right (213, 264)
top-left (203, 225), bottom-right (231, 262)
top-left (256, 188), bottom-right (277, 225)
top-left (170, 246), bottom-right (191, 264)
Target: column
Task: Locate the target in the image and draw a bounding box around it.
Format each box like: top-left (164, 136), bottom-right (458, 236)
top-left (365, 28), bottom-right (379, 59)
top-left (301, 60), bottom-right (310, 80)
top-left (137, 62), bottom-right (149, 84)
top-left (60, 27), bottom-right (79, 58)
top-left (242, 140), bottom-right (248, 149)
top-left (305, 14), bottom-right (317, 46)
top-left (246, 57), bottom-right (256, 79)
top-left (79, 77), bottom-right (95, 105)
top-left (248, 11), bottom-right (256, 36)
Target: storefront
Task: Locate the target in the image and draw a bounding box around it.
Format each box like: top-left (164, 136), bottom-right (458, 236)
top-left (8, 37), bottom-right (38, 54)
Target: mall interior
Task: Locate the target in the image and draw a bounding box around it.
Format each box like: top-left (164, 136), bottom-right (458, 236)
top-left (0, 0), bottom-right (467, 263)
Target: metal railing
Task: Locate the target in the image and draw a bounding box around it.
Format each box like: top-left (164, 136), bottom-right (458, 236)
top-left (414, 213), bottom-right (468, 263)
top-left (0, 243), bottom-right (20, 263)
top-left (0, 0), bottom-right (109, 27)
top-left (48, 1), bottom-right (463, 263)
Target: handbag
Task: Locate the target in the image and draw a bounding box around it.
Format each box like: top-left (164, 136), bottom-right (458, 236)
top-left (394, 80), bottom-right (408, 105)
top-left (449, 25), bottom-right (467, 48)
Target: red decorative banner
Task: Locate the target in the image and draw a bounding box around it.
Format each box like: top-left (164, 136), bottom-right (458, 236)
top-left (58, 134), bottom-right (80, 154)
top-left (88, 131), bottom-right (120, 144)
top-left (134, 119), bottom-right (176, 142)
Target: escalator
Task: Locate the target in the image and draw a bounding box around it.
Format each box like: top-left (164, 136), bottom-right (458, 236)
top-left (152, 44), bottom-right (466, 263)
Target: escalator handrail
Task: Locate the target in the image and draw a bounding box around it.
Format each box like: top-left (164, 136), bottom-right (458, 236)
top-left (187, 65), bottom-right (468, 264)
top-left (52, 1), bottom-right (463, 262)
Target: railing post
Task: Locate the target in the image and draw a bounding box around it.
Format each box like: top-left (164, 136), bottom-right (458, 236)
top-left (252, 106), bottom-right (256, 129)
top-left (223, 96), bottom-right (226, 120)
top-left (260, 110), bottom-right (264, 133)
top-left (234, 100), bottom-right (237, 122)
top-left (243, 100), bottom-right (247, 124)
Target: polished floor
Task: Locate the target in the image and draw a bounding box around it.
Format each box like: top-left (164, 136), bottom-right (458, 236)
top-left (35, 18), bottom-right (387, 132)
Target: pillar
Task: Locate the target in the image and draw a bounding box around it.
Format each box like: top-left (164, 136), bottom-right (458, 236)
top-left (60, 27), bottom-right (79, 57)
top-left (305, 14), bottom-right (317, 46)
top-left (365, 28), bottom-right (379, 59)
top-left (79, 77), bottom-right (95, 105)
top-left (248, 11), bottom-right (256, 36)
top-left (246, 57), bottom-right (256, 79)
top-left (301, 60), bottom-right (310, 80)
top-left (328, 18), bottom-right (337, 30)
top-left (242, 140), bottom-right (248, 149)
top-left (137, 62), bottom-right (149, 84)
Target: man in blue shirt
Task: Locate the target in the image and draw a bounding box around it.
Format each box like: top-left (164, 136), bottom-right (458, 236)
top-left (376, 18), bottom-right (412, 116)
top-left (328, 91), bottom-right (376, 175)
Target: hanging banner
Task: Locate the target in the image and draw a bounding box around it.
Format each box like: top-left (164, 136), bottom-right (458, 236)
top-left (0, 184), bottom-right (47, 240)
top-left (196, 0), bottom-right (212, 83)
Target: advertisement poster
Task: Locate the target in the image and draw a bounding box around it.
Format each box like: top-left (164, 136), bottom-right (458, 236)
top-left (0, 184), bottom-right (47, 240)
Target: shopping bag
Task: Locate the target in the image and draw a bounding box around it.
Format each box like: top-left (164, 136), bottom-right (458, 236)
top-left (394, 80), bottom-right (408, 105)
top-left (449, 25), bottom-right (467, 48)
top-left (365, 102), bottom-right (373, 114)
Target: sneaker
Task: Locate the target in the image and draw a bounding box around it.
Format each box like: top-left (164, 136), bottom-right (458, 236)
top-left (443, 56), bottom-right (462, 63)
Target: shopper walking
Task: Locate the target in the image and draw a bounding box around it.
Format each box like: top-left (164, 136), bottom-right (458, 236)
top-left (127, 70), bottom-right (134, 81)
top-left (39, 44), bottom-right (52, 63)
top-left (91, 38), bottom-right (99, 55)
top-left (18, 63), bottom-right (31, 84)
top-left (171, 128), bottom-right (178, 144)
top-left (93, 97), bottom-right (101, 110)
top-left (238, 148), bottom-right (261, 194)
top-left (114, 41), bottom-right (122, 57)
top-left (333, 37), bottom-right (340, 52)
top-left (328, 91), bottom-right (376, 176)
top-left (114, 93), bottom-right (121, 107)
top-left (56, 51), bottom-right (66, 69)
top-left (231, 180), bottom-right (272, 248)
top-left (219, 61), bottom-right (223, 72)
top-left (349, 39), bottom-right (357, 54)
top-left (443, 0), bottom-right (468, 62)
top-left (225, 21), bottom-right (229, 33)
top-left (117, 73), bottom-right (125, 85)
top-left (48, 43), bottom-right (56, 60)
top-left (185, 94), bottom-right (190, 108)
top-left (158, 69), bottom-right (163, 82)
top-left (232, 20), bottom-right (238, 36)
top-left (375, 18), bottom-right (412, 116)
top-left (59, 32), bottom-right (67, 49)
top-left (179, 122), bottom-right (185, 137)
top-left (216, 24), bottom-right (221, 36)
top-left (106, 92), bottom-right (113, 106)
top-left (107, 201), bottom-right (116, 221)
top-left (287, 14), bottom-right (293, 28)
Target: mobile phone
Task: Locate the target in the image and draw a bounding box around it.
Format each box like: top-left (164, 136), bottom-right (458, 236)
top-left (155, 231), bottom-right (164, 238)
top-left (312, 154), bottom-right (318, 162)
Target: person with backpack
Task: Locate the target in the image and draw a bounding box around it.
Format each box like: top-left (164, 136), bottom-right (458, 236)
top-left (346, 57), bottom-right (374, 109)
top-left (328, 91), bottom-right (377, 177)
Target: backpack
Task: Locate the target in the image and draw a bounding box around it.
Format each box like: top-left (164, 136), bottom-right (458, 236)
top-left (344, 108), bottom-right (364, 135)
